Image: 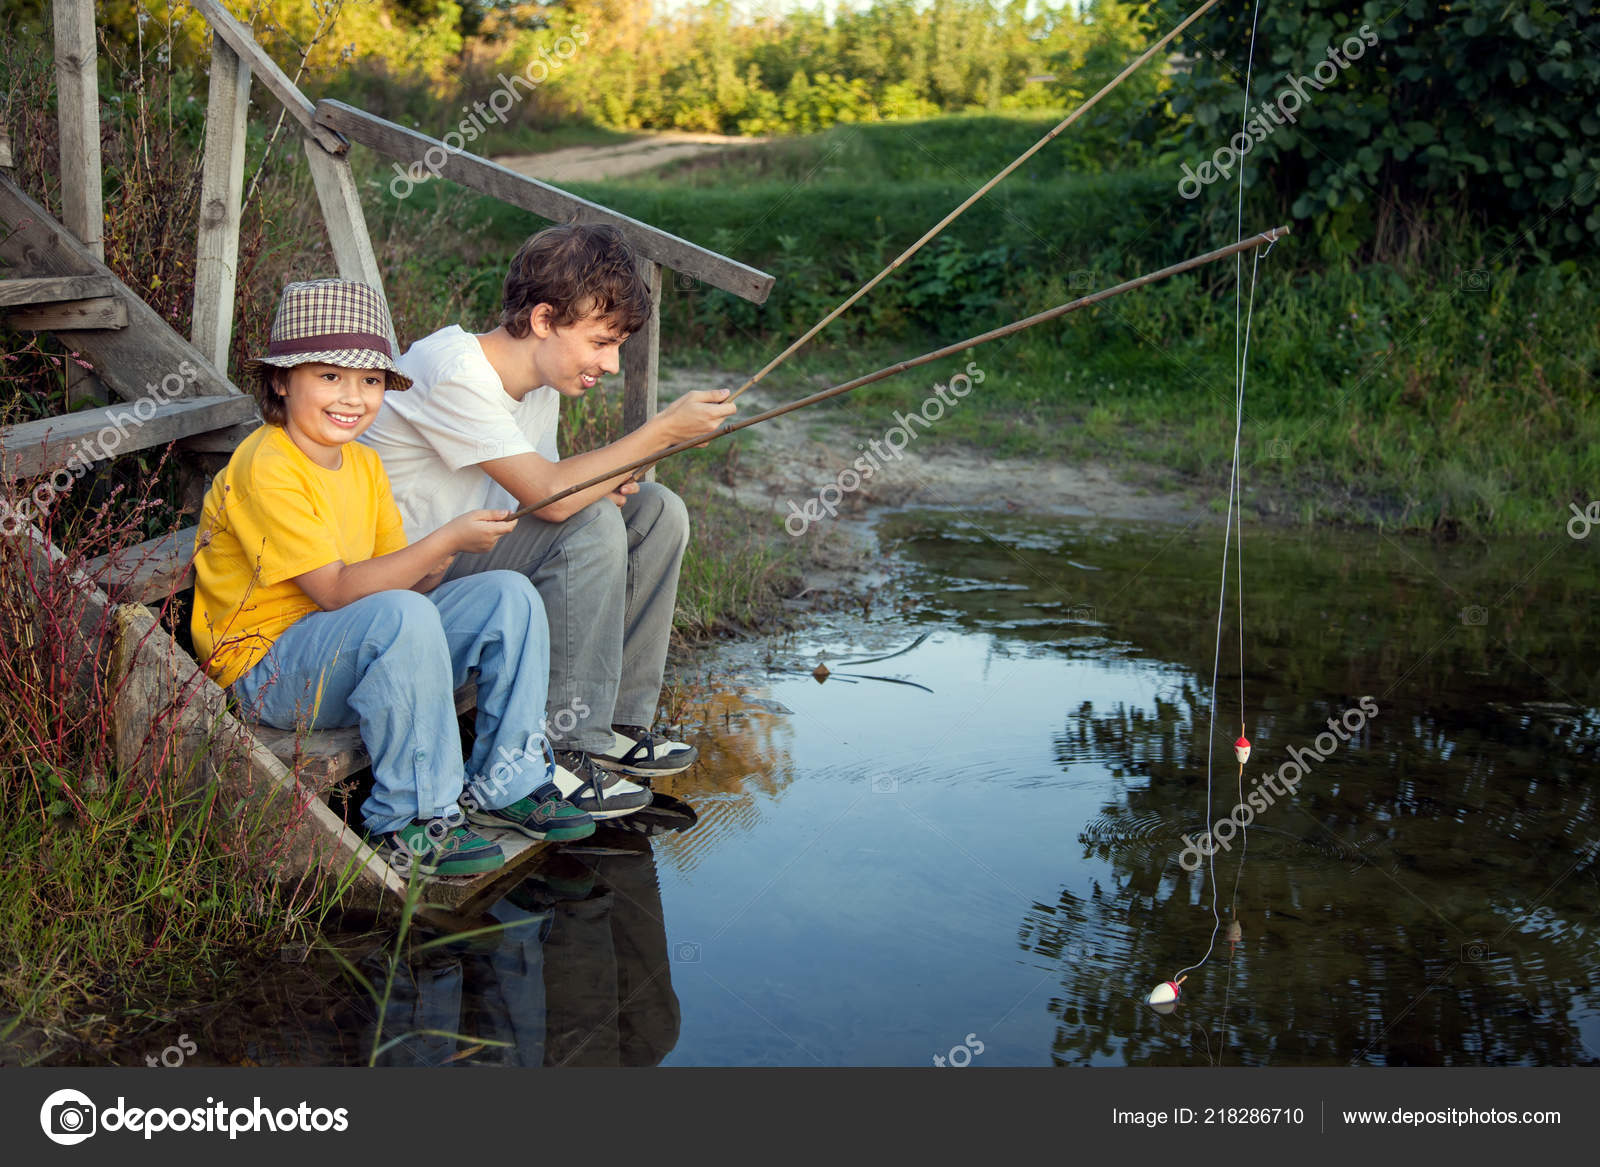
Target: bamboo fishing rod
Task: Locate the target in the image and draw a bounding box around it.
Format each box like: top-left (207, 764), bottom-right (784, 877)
top-left (723, 0), bottom-right (1224, 404)
top-left (506, 225), bottom-right (1289, 521)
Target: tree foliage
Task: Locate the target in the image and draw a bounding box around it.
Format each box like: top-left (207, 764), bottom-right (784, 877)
top-left (504, 0), bottom-right (1164, 138)
top-left (1155, 0), bottom-right (1600, 255)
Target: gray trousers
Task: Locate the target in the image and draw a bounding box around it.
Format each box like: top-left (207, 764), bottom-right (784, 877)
top-left (443, 481), bottom-right (689, 754)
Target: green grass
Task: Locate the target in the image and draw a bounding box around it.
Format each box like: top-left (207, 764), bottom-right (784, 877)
top-left (649, 110), bottom-right (1135, 187)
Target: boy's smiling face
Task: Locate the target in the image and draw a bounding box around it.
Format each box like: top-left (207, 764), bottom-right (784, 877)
top-left (276, 362), bottom-right (387, 468)
top-left (529, 303), bottom-right (629, 398)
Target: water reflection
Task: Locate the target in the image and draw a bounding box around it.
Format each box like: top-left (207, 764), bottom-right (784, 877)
top-left (370, 829), bottom-right (686, 1067)
top-left (880, 512), bottom-right (1599, 1066)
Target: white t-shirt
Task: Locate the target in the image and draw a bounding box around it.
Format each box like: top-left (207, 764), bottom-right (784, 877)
top-left (359, 325), bottom-right (561, 541)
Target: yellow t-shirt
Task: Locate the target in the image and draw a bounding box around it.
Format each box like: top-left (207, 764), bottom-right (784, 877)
top-left (191, 424), bottom-right (408, 688)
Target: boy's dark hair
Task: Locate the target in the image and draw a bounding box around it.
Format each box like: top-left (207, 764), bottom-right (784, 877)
top-left (501, 224), bottom-right (652, 338)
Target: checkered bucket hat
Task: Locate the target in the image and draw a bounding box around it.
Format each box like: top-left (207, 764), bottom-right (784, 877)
top-left (243, 279), bottom-right (411, 391)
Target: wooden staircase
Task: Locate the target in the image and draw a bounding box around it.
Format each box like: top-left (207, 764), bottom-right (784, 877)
top-left (1, 0), bottom-right (772, 921)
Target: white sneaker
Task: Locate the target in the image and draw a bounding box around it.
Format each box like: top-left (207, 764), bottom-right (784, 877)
top-left (552, 750), bottom-right (652, 820)
top-left (594, 725), bottom-right (699, 777)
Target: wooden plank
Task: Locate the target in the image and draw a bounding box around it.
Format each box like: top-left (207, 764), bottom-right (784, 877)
top-left (51, 0), bottom-right (104, 260)
top-left (1, 395), bottom-right (258, 480)
top-left (85, 526), bottom-right (197, 603)
top-left (0, 128), bottom-right (12, 169)
top-left (314, 100), bottom-right (775, 305)
top-left (3, 280), bottom-right (127, 407)
top-left (0, 275), bottom-right (115, 307)
top-left (187, 0), bottom-right (346, 155)
top-left (0, 174), bottom-right (242, 404)
top-left (7, 296), bottom-right (127, 330)
top-left (191, 35), bottom-right (252, 372)
top-left (302, 139), bottom-right (392, 346)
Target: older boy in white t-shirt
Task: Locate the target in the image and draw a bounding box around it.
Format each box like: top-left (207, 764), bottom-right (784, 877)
top-left (360, 225), bottom-right (734, 818)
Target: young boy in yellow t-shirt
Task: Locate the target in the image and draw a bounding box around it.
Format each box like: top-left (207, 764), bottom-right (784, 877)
top-left (192, 279), bottom-right (592, 876)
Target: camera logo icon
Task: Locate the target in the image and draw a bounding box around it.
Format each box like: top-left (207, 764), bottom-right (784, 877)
top-left (1457, 269), bottom-right (1491, 292)
top-left (39, 1088), bottom-right (97, 1145)
top-left (674, 941), bottom-right (702, 963)
top-left (1459, 605), bottom-right (1488, 626)
top-left (674, 271), bottom-right (699, 292)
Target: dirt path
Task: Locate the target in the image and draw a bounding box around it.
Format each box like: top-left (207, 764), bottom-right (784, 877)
top-left (495, 131), bottom-right (767, 183)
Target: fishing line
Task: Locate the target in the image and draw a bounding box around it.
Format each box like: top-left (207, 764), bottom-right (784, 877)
top-left (1150, 0), bottom-right (1271, 1010)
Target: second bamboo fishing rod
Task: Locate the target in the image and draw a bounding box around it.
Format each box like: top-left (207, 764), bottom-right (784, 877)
top-left (507, 226), bottom-right (1290, 521)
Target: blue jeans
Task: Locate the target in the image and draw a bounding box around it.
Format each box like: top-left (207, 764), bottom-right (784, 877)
top-left (231, 571), bottom-right (552, 835)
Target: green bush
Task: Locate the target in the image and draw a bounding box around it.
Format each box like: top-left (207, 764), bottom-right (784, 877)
top-left (1154, 0), bottom-right (1600, 256)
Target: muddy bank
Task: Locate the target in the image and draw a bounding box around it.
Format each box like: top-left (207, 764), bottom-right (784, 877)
top-left (661, 367), bottom-right (1208, 597)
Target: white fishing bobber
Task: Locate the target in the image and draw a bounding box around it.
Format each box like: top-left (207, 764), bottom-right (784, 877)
top-left (1234, 735), bottom-right (1252, 765)
top-left (1147, 980), bottom-right (1182, 1006)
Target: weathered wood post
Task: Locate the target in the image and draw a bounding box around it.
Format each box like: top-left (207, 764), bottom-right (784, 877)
top-left (51, 0), bottom-right (109, 407)
top-left (51, 0), bottom-right (103, 261)
top-left (188, 0), bottom-right (392, 346)
top-left (302, 142), bottom-right (392, 346)
top-left (191, 35), bottom-right (252, 371)
top-left (622, 260), bottom-right (663, 479)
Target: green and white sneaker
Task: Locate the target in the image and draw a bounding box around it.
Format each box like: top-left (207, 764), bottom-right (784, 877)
top-left (371, 817), bottom-right (506, 877)
top-left (464, 783), bottom-right (595, 843)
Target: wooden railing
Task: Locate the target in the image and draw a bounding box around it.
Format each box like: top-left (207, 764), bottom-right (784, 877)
top-left (2, 0), bottom-right (773, 507)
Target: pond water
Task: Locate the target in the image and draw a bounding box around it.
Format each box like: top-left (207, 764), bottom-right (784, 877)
top-left (87, 510), bottom-right (1600, 1067)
